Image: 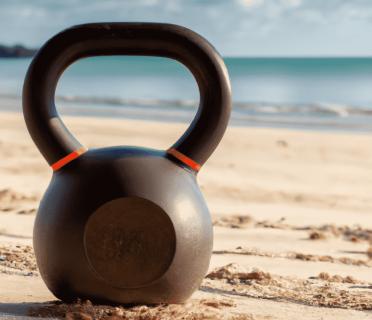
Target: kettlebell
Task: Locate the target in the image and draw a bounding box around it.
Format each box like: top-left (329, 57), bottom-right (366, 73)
top-left (23, 23), bottom-right (231, 304)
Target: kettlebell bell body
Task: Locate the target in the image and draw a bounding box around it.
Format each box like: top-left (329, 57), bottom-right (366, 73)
top-left (23, 23), bottom-right (231, 304)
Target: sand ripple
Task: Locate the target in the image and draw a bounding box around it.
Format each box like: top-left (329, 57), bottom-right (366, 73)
top-left (204, 263), bottom-right (372, 310)
top-left (213, 247), bottom-right (372, 267)
top-left (0, 244), bottom-right (37, 276)
top-left (28, 298), bottom-right (255, 320)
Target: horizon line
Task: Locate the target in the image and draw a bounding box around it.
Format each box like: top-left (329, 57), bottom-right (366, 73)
top-left (223, 55), bottom-right (372, 59)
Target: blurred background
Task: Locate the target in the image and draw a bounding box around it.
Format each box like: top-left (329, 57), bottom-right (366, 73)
top-left (0, 2), bottom-right (372, 318)
top-left (0, 0), bottom-right (372, 131)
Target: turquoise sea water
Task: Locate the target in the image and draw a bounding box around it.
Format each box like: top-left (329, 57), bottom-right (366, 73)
top-left (0, 57), bottom-right (372, 131)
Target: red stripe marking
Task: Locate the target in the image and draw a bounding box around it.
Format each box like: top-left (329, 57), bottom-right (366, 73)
top-left (51, 147), bottom-right (87, 171)
top-left (167, 148), bottom-right (201, 172)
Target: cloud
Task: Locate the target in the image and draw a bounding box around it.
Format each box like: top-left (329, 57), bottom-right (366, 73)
top-left (0, 0), bottom-right (372, 56)
top-left (282, 0), bottom-right (302, 8)
top-left (237, 0), bottom-right (264, 8)
top-left (238, 0), bottom-right (302, 9)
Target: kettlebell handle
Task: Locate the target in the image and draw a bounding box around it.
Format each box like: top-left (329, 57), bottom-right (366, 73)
top-left (23, 23), bottom-right (231, 172)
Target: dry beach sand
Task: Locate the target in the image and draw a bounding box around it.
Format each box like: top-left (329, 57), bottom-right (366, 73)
top-left (0, 108), bottom-right (371, 319)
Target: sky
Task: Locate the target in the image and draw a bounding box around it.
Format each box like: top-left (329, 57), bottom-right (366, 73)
top-left (0, 0), bottom-right (372, 57)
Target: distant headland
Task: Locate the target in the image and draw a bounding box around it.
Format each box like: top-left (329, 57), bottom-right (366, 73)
top-left (0, 44), bottom-right (36, 58)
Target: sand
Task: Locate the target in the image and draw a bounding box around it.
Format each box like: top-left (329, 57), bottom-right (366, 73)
top-left (0, 109), bottom-right (371, 319)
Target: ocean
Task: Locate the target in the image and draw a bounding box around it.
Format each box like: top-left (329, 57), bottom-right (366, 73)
top-left (0, 56), bottom-right (372, 132)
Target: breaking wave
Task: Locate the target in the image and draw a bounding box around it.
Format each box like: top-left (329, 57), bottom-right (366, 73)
top-left (56, 94), bottom-right (372, 118)
top-left (1, 93), bottom-right (371, 131)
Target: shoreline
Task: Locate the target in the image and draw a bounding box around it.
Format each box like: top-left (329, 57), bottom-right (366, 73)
top-left (1, 95), bottom-right (372, 134)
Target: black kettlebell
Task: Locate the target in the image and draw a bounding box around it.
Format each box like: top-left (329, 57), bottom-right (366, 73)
top-left (23, 23), bottom-right (231, 304)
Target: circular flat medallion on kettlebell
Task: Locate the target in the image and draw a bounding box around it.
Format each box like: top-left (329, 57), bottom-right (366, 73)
top-left (84, 197), bottom-right (176, 288)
